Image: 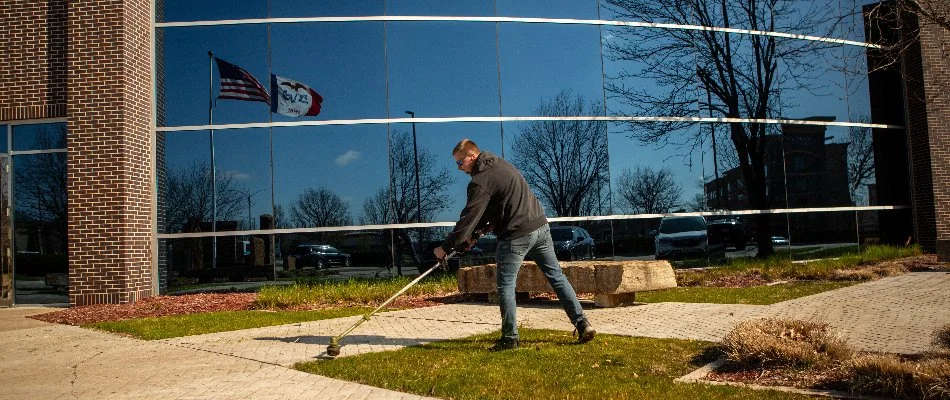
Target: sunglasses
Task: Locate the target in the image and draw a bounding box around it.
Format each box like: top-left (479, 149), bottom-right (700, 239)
top-left (455, 153), bottom-right (473, 166)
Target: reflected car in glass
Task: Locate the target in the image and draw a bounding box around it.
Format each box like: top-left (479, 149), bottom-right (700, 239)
top-left (771, 236), bottom-right (790, 247)
top-left (288, 244), bottom-right (351, 269)
top-left (706, 217), bottom-right (748, 250)
top-left (653, 216), bottom-right (721, 261)
top-left (550, 226), bottom-right (595, 261)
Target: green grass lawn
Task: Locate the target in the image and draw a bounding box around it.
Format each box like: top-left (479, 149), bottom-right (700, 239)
top-left (297, 329), bottom-right (813, 400)
top-left (86, 307), bottom-right (371, 340)
top-left (637, 281), bottom-right (856, 305)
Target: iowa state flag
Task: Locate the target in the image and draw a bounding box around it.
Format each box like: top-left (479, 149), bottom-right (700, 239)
top-left (270, 74), bottom-right (323, 117)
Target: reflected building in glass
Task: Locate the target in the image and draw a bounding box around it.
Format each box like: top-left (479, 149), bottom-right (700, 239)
top-left (1, 0), bottom-right (948, 306)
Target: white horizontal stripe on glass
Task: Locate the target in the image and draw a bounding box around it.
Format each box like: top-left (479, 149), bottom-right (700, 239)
top-left (156, 15), bottom-right (881, 49)
top-left (157, 205), bottom-right (910, 239)
top-left (156, 116), bottom-right (905, 133)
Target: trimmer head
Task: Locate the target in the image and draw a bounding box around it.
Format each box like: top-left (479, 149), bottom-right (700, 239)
top-left (326, 337), bottom-right (342, 357)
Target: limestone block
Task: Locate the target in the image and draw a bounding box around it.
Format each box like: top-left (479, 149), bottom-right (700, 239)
top-left (456, 260), bottom-right (677, 295)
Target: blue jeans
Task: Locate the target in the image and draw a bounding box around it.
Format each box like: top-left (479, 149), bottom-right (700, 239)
top-left (495, 223), bottom-right (587, 341)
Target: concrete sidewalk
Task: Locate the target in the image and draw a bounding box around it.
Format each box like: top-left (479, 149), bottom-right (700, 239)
top-left (1, 271), bottom-right (948, 399)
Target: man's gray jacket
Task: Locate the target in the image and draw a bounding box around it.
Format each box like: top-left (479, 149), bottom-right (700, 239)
top-left (440, 151), bottom-right (547, 253)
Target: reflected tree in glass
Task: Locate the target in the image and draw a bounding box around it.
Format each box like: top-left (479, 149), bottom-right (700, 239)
top-left (359, 130), bottom-right (455, 225)
top-left (846, 121), bottom-right (875, 205)
top-left (510, 90), bottom-right (609, 217)
top-left (615, 166), bottom-right (683, 214)
top-left (289, 188), bottom-right (352, 228)
top-left (603, 0), bottom-right (842, 257)
top-left (164, 160), bottom-right (249, 233)
top-left (863, 0), bottom-right (950, 74)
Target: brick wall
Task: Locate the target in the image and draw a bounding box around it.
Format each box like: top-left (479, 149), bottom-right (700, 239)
top-left (0, 0), bottom-right (68, 120)
top-left (899, 7), bottom-right (939, 253)
top-left (916, 0), bottom-right (950, 260)
top-left (66, 0), bottom-right (155, 305)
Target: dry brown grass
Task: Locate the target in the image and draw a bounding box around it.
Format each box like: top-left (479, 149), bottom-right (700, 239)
top-left (935, 323), bottom-right (950, 351)
top-left (721, 318), bottom-right (853, 369)
top-left (843, 353), bottom-right (950, 400)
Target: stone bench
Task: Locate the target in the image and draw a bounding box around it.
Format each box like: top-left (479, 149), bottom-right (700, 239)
top-left (456, 260), bottom-right (677, 307)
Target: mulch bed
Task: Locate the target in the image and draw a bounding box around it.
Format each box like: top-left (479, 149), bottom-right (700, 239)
top-left (29, 291), bottom-right (467, 326)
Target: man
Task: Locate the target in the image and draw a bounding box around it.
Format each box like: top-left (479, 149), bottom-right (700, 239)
top-left (434, 139), bottom-right (595, 350)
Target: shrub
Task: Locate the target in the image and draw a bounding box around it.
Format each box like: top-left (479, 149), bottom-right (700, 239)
top-left (721, 318), bottom-right (852, 369)
top-left (844, 354), bottom-right (950, 400)
top-left (935, 323), bottom-right (950, 352)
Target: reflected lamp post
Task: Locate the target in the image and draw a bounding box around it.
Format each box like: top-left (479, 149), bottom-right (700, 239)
top-left (405, 110), bottom-right (423, 262)
top-left (405, 111), bottom-right (422, 227)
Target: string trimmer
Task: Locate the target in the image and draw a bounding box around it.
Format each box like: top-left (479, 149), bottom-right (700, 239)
top-left (324, 224), bottom-right (491, 358)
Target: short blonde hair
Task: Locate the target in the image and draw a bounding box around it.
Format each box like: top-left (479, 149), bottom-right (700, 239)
top-left (452, 139), bottom-right (480, 156)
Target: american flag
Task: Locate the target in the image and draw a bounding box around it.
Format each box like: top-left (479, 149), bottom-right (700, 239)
top-left (213, 57), bottom-right (270, 104)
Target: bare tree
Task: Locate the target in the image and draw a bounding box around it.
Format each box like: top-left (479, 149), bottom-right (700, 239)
top-left (687, 192), bottom-right (709, 212)
top-left (164, 161), bottom-right (248, 233)
top-left (616, 166), bottom-right (683, 214)
top-left (272, 204), bottom-right (288, 228)
top-left (289, 188), bottom-right (351, 228)
top-left (846, 124), bottom-right (876, 205)
top-left (359, 188), bottom-right (390, 225)
top-left (602, 0), bottom-right (842, 257)
top-left (510, 90), bottom-right (610, 217)
top-left (360, 131), bottom-right (455, 225)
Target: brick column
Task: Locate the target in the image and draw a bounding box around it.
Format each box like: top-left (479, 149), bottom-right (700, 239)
top-left (67, 0), bottom-right (155, 305)
top-left (916, 1), bottom-right (950, 261)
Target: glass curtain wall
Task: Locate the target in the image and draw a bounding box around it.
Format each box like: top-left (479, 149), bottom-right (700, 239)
top-left (155, 0), bottom-right (905, 287)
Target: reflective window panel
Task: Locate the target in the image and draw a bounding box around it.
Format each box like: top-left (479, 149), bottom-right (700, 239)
top-left (866, 127), bottom-right (908, 207)
top-left (0, 125), bottom-right (6, 153)
top-left (602, 23), bottom-right (700, 120)
top-left (161, 130), bottom-right (211, 234)
top-left (160, 25), bottom-right (270, 127)
top-left (695, 33), bottom-right (783, 120)
top-left (699, 123), bottom-right (788, 211)
top-left (781, 125), bottom-right (870, 208)
top-left (272, 125), bottom-right (387, 229)
top-left (270, 22), bottom-right (386, 122)
top-left (499, 23), bottom-right (604, 117)
top-left (271, 0), bottom-right (384, 18)
top-left (549, 221), bottom-right (608, 261)
top-left (775, 43), bottom-right (853, 124)
top-left (498, 0), bottom-right (599, 19)
top-left (608, 122), bottom-right (705, 215)
top-left (501, 117), bottom-right (610, 218)
top-left (597, 217), bottom-right (663, 260)
top-left (159, 0), bottom-right (266, 23)
top-left (396, 122), bottom-right (503, 224)
top-left (859, 208), bottom-right (913, 248)
top-left (387, 22), bottom-right (499, 119)
top-left (599, 0), bottom-right (698, 26)
top-left (775, 0), bottom-right (845, 39)
top-left (12, 153), bottom-right (68, 278)
top-left (164, 234), bottom-right (279, 284)
top-left (785, 211), bottom-right (858, 260)
top-left (386, 0), bottom-right (493, 17)
top-left (12, 122), bottom-right (66, 151)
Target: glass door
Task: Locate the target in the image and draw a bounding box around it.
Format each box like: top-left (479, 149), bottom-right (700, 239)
top-left (0, 156), bottom-right (11, 307)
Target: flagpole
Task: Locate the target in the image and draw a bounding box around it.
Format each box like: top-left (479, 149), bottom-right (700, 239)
top-left (266, 0), bottom-right (277, 279)
top-left (208, 50), bottom-right (218, 270)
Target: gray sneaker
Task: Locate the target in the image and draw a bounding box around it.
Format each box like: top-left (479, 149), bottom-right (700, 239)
top-left (574, 320), bottom-right (596, 343)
